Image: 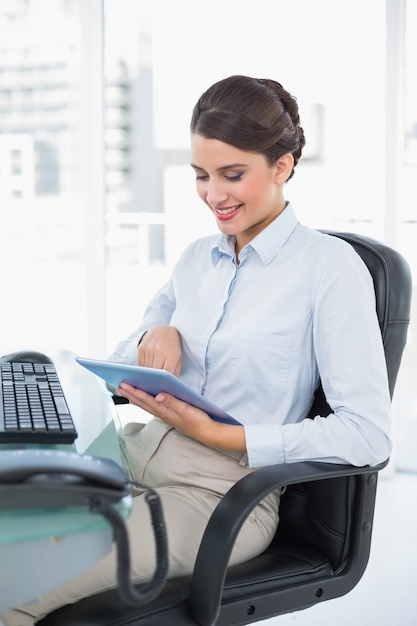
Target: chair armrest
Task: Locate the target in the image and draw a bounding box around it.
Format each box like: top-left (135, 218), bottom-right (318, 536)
top-left (189, 459), bottom-right (388, 626)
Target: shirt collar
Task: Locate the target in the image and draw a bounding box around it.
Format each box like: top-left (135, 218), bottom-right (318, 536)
top-left (211, 203), bottom-right (299, 266)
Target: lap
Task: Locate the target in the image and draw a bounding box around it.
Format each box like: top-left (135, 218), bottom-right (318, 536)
top-left (1, 423), bottom-right (280, 625)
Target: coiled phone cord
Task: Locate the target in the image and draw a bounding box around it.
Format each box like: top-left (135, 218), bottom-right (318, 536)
top-left (90, 484), bottom-right (169, 606)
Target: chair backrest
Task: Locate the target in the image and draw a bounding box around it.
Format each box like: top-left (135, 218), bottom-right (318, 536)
top-left (275, 231), bottom-right (412, 571)
top-left (323, 231), bottom-right (411, 396)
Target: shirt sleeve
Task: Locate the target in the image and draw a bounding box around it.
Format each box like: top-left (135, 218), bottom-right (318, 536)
top-left (108, 279), bottom-right (176, 365)
top-left (245, 242), bottom-right (392, 468)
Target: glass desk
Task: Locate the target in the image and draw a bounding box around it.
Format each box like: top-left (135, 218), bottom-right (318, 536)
top-left (0, 351), bottom-right (133, 613)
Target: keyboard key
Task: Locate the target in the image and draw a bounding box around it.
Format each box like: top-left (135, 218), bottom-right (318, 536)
top-left (0, 360), bottom-right (78, 444)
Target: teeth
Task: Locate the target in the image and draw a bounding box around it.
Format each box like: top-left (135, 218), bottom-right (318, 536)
top-left (216, 206), bottom-right (239, 215)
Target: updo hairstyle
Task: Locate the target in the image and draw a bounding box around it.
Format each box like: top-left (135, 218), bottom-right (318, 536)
top-left (190, 75), bottom-right (306, 180)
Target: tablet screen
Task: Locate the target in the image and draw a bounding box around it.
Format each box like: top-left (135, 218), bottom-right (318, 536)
top-left (75, 357), bottom-right (241, 426)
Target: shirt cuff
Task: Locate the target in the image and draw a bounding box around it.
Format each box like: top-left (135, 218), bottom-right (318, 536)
top-left (244, 423), bottom-right (285, 468)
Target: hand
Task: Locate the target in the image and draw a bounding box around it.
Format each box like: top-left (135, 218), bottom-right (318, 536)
top-left (138, 325), bottom-right (182, 376)
top-left (117, 383), bottom-right (246, 452)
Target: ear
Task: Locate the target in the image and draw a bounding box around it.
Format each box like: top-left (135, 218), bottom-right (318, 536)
top-left (273, 153), bottom-right (294, 183)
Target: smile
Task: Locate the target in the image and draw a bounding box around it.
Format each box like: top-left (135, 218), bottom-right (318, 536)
top-left (214, 204), bottom-right (242, 220)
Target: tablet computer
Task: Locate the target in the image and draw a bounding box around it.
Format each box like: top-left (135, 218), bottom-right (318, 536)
top-left (75, 357), bottom-right (241, 426)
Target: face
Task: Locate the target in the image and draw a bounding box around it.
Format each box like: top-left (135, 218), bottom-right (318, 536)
top-left (191, 134), bottom-right (292, 254)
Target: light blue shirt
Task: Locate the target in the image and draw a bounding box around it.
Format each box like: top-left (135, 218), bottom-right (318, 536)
top-left (110, 204), bottom-right (392, 468)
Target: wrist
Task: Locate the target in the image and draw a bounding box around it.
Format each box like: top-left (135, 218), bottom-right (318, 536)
top-left (200, 421), bottom-right (246, 452)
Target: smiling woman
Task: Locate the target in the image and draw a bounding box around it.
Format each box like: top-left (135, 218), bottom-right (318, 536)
top-left (0, 73), bottom-right (393, 626)
top-left (1, 1), bottom-right (416, 623)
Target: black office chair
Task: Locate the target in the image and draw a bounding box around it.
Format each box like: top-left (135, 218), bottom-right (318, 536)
top-left (40, 231), bottom-right (412, 626)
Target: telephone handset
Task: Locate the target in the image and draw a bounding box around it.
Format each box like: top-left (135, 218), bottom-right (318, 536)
top-left (0, 449), bottom-right (130, 509)
top-left (0, 449), bottom-right (169, 605)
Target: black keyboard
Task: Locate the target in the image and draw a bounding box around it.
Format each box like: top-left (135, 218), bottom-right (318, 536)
top-left (0, 362), bottom-right (78, 444)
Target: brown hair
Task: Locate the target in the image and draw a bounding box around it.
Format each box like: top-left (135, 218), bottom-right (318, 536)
top-left (190, 75), bottom-right (306, 180)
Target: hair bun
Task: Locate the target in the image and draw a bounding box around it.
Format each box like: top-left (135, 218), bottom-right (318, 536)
top-left (191, 75), bottom-right (306, 180)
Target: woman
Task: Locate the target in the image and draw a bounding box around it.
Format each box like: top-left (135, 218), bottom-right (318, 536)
top-left (1, 75), bottom-right (391, 626)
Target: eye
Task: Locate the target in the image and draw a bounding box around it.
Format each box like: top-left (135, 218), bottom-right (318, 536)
top-left (195, 174), bottom-right (209, 181)
top-left (225, 172), bottom-right (243, 182)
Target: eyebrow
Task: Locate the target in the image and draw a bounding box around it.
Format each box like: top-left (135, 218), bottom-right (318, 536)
top-left (190, 163), bottom-right (248, 172)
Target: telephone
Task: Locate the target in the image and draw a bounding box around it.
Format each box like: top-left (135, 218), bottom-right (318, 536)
top-left (0, 448), bottom-right (169, 605)
top-left (0, 449), bottom-right (130, 510)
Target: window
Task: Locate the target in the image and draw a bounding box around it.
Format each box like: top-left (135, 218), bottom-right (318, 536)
top-left (102, 0), bottom-right (416, 472)
top-left (0, 0), bottom-right (415, 471)
top-left (0, 0), bottom-right (89, 356)
top-left (103, 0), bottom-right (388, 352)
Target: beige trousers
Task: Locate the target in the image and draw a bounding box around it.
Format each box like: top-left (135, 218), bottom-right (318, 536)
top-left (1, 419), bottom-right (281, 626)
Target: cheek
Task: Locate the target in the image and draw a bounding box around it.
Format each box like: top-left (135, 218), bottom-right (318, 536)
top-left (196, 182), bottom-right (208, 203)
top-left (242, 181), bottom-right (265, 206)
top-left (251, 179), bottom-right (277, 206)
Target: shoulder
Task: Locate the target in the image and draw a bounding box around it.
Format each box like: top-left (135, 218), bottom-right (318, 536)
top-left (294, 225), bottom-right (366, 266)
top-left (288, 225), bottom-right (374, 295)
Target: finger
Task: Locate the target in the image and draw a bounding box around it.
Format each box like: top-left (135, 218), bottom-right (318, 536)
top-left (172, 359), bottom-right (182, 378)
top-left (137, 349), bottom-right (149, 368)
top-left (140, 351), bottom-right (160, 370)
top-left (118, 383), bottom-right (151, 405)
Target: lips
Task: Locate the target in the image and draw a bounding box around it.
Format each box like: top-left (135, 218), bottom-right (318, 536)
top-left (214, 204), bottom-right (242, 221)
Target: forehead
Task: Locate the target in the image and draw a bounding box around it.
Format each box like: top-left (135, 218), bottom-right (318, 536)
top-left (191, 134), bottom-right (264, 170)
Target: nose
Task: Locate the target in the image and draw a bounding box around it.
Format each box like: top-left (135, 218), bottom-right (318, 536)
top-left (206, 178), bottom-right (228, 207)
